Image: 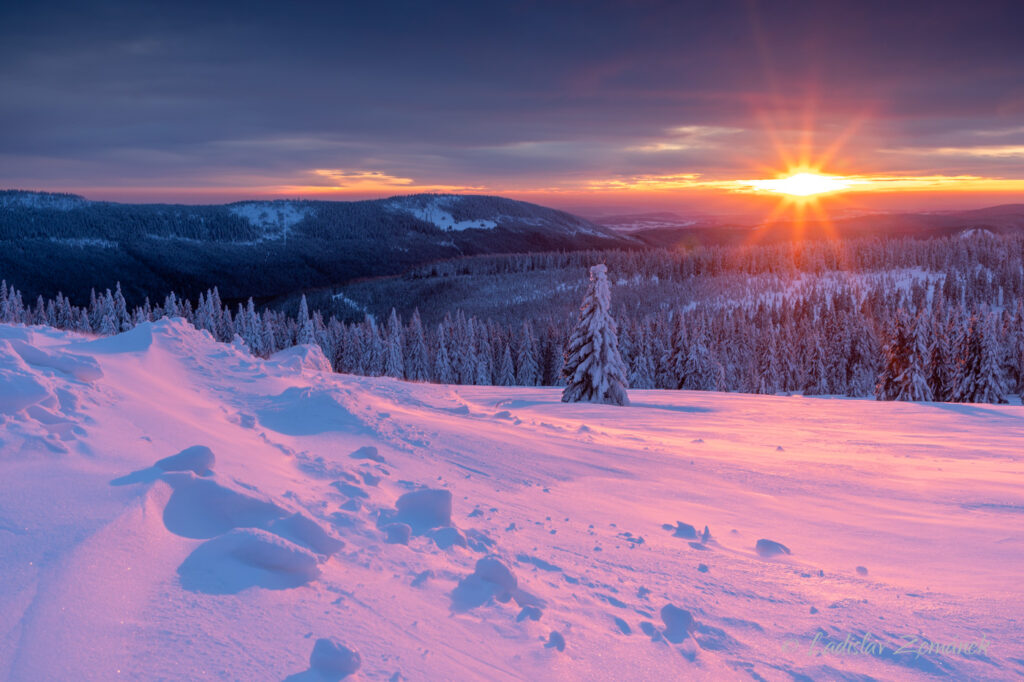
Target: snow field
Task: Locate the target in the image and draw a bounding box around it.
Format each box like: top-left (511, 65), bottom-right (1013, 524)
top-left (0, 319), bottom-right (1021, 680)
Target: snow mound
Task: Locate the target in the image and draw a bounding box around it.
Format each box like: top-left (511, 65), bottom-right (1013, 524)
top-left (661, 604), bottom-right (696, 643)
top-left (545, 631), bottom-right (566, 652)
top-left (177, 528), bottom-right (321, 594)
top-left (349, 445), bottom-right (385, 462)
top-left (392, 488), bottom-right (452, 532)
top-left (428, 526), bottom-right (467, 550)
top-left (257, 387), bottom-right (366, 436)
top-left (2, 318), bottom-right (1021, 680)
top-left (267, 513), bottom-right (345, 557)
top-left (309, 638), bottom-right (362, 679)
top-left (0, 325), bottom-right (33, 342)
top-left (156, 445), bottom-right (216, 476)
top-left (450, 556), bottom-right (538, 612)
top-left (755, 538), bottom-right (791, 557)
top-left (268, 343), bottom-right (333, 374)
top-left (9, 339), bottom-right (103, 382)
top-left (161, 473), bottom-right (288, 539)
top-left (72, 322), bottom-right (155, 354)
top-left (669, 521), bottom-right (698, 539)
top-left (0, 340), bottom-right (53, 413)
top-left (383, 522), bottom-right (412, 544)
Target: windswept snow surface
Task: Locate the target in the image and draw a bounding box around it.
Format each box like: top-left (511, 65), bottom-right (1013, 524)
top-left (1, 320), bottom-right (1022, 681)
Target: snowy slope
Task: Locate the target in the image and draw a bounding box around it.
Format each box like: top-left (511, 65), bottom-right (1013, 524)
top-left (228, 201), bottom-right (312, 238)
top-left (0, 190), bottom-right (89, 211)
top-left (1, 321), bottom-right (1022, 681)
top-left (388, 196), bottom-right (497, 231)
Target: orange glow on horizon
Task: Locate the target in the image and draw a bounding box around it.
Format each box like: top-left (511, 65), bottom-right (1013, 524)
top-left (743, 171), bottom-right (857, 197)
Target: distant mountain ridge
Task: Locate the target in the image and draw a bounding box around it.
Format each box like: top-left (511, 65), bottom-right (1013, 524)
top-left (628, 204), bottom-right (1024, 248)
top-left (0, 190), bottom-right (630, 304)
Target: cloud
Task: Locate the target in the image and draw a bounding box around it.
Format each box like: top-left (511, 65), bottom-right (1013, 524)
top-left (893, 146), bottom-right (1024, 159)
top-left (3, 2), bottom-right (1024, 209)
top-left (626, 125), bottom-right (743, 152)
top-left (583, 173), bottom-right (709, 191)
top-left (275, 169), bottom-right (485, 196)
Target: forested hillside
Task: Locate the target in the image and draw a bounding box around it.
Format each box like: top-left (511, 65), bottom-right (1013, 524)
top-left (0, 190), bottom-right (628, 304)
top-left (3, 229), bottom-right (1022, 404)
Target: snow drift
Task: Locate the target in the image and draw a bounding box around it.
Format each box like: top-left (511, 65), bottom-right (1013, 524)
top-left (0, 319), bottom-right (1021, 680)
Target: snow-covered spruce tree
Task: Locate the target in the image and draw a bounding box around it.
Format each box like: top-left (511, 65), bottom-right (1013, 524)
top-left (296, 294), bottom-right (316, 346)
top-left (954, 315), bottom-right (1008, 403)
top-left (753, 331), bottom-right (779, 395)
top-left (515, 320), bottom-right (540, 386)
top-left (683, 326), bottom-right (721, 391)
top-left (664, 313), bottom-right (688, 389)
top-left (899, 312), bottom-right (933, 402)
top-left (113, 283), bottom-right (131, 332)
top-left (561, 264), bottom-right (630, 405)
top-left (629, 332), bottom-right (656, 389)
top-left (384, 309), bottom-right (405, 379)
top-left (802, 334), bottom-right (829, 396)
top-left (927, 321), bottom-right (954, 402)
top-left (433, 324), bottom-right (455, 384)
top-left (497, 344), bottom-right (516, 386)
top-left (405, 309), bottom-right (430, 382)
top-left (876, 312), bottom-right (913, 400)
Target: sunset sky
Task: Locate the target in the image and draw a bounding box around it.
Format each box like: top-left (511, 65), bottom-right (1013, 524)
top-left (2, 0), bottom-right (1024, 215)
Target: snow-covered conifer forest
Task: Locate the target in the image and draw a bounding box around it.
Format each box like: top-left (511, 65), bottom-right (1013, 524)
top-left (3, 229), bottom-right (1022, 403)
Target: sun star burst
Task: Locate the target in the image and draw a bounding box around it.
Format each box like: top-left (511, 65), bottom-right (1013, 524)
top-left (747, 172), bottom-right (854, 197)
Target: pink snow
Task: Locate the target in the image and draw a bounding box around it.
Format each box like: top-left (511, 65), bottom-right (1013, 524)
top-left (0, 319), bottom-right (1021, 680)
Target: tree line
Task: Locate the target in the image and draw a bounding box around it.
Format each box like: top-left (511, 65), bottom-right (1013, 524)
top-left (1, 230), bottom-right (1022, 404)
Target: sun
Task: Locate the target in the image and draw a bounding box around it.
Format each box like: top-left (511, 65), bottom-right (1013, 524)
top-left (746, 171), bottom-right (854, 197)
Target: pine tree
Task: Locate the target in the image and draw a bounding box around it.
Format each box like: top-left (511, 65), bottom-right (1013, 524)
top-left (515, 320), bottom-right (540, 386)
top-left (898, 313), bottom-right (933, 401)
top-left (260, 317), bottom-right (277, 357)
top-left (497, 344), bottom-right (516, 386)
top-left (665, 313), bottom-right (688, 389)
top-left (296, 295), bottom-right (316, 346)
top-left (434, 324), bottom-right (456, 384)
top-left (384, 309), bottom-right (405, 379)
top-left (561, 264), bottom-right (630, 405)
top-left (474, 331), bottom-right (492, 385)
top-left (753, 331), bottom-right (778, 395)
top-left (682, 326), bottom-right (720, 391)
top-left (406, 309), bottom-right (430, 382)
top-left (927, 321), bottom-right (954, 402)
top-left (802, 334), bottom-right (829, 396)
top-left (954, 315), bottom-right (1007, 403)
top-left (845, 320), bottom-right (877, 397)
top-left (876, 313), bottom-right (911, 400)
top-left (114, 282), bottom-right (131, 332)
top-left (361, 317), bottom-right (384, 376)
top-left (99, 311), bottom-right (118, 336)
